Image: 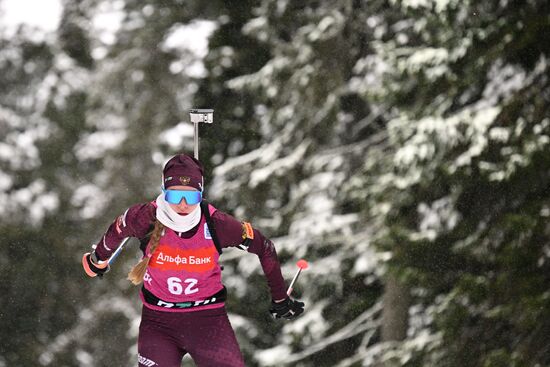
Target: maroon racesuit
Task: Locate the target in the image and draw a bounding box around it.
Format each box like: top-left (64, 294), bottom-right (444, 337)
top-left (94, 201), bottom-right (288, 367)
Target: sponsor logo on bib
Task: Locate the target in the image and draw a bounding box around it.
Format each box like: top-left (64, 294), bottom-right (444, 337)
top-left (149, 244), bottom-right (216, 272)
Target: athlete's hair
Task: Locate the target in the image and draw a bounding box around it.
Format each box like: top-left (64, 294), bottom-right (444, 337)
top-left (127, 219), bottom-right (164, 285)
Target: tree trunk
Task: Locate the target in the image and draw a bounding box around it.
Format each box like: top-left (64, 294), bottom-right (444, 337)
top-left (381, 273), bottom-right (410, 341)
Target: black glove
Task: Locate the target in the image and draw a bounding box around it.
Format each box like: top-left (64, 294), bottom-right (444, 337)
top-left (82, 252), bottom-right (110, 278)
top-left (269, 297), bottom-right (305, 320)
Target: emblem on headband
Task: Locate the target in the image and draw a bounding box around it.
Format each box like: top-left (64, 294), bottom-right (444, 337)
top-left (179, 176), bottom-right (191, 185)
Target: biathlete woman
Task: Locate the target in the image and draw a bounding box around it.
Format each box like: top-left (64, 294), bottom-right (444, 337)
top-left (82, 153), bottom-right (304, 367)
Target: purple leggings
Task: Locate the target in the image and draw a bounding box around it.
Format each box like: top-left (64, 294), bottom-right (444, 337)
top-left (138, 305), bottom-right (245, 367)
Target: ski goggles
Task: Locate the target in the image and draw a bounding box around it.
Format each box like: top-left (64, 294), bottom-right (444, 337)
top-left (162, 189), bottom-right (203, 205)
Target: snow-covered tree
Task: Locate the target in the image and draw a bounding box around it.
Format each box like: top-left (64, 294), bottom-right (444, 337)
top-left (354, 0), bottom-right (550, 365)
top-left (199, 0), bottom-right (550, 365)
top-left (198, 1), bottom-right (393, 365)
top-left (1, 1), bottom-right (213, 365)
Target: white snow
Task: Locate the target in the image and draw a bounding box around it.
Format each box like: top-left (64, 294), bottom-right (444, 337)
top-left (158, 122), bottom-right (195, 150)
top-left (483, 62), bottom-right (527, 105)
top-left (0, 0), bottom-right (62, 38)
top-left (453, 106), bottom-right (501, 169)
top-left (352, 248), bottom-right (382, 275)
top-left (0, 116), bottom-right (52, 169)
top-left (307, 12), bottom-right (345, 42)
top-left (488, 127), bottom-right (510, 143)
top-left (255, 345), bottom-right (292, 366)
top-left (250, 142), bottom-right (309, 187)
top-left (242, 17), bottom-right (269, 42)
top-left (403, 47), bottom-right (449, 72)
top-left (416, 197), bottom-right (460, 240)
top-left (164, 20), bottom-right (217, 58)
top-left (74, 130), bottom-right (127, 161)
top-left (71, 184), bottom-right (110, 220)
top-left (388, 103), bottom-right (501, 188)
top-left (398, 0), bottom-right (455, 12)
top-left (162, 20), bottom-right (218, 78)
top-left (0, 171), bottom-right (12, 191)
top-left (91, 0), bottom-right (125, 47)
top-left (39, 296), bottom-right (139, 366)
top-left (258, 302), bottom-right (382, 366)
top-left (227, 313), bottom-right (260, 339)
top-left (0, 179), bottom-right (59, 224)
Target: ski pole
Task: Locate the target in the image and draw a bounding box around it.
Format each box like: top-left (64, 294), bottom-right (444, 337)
top-left (107, 237), bottom-right (131, 265)
top-left (287, 259), bottom-right (309, 296)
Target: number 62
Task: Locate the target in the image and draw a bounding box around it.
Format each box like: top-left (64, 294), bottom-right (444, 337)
top-left (167, 277), bottom-right (199, 295)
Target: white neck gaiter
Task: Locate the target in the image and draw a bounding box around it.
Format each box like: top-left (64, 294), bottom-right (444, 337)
top-left (155, 193), bottom-right (202, 233)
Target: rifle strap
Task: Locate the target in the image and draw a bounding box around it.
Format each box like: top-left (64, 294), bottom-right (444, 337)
top-left (201, 200), bottom-right (223, 255)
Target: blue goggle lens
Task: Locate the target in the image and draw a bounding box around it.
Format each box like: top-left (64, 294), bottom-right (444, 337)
top-left (163, 189), bottom-right (203, 205)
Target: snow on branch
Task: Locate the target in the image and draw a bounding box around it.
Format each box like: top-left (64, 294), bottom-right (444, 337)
top-left (250, 141), bottom-right (309, 188)
top-left (256, 302), bottom-right (382, 366)
top-left (38, 296), bottom-right (139, 366)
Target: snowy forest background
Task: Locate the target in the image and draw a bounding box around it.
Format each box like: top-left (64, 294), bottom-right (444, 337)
top-left (1, 0), bottom-right (550, 366)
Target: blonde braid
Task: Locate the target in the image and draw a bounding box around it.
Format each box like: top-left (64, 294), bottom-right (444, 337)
top-left (127, 220), bottom-right (165, 285)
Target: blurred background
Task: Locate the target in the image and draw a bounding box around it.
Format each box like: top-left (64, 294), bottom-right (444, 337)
top-left (1, 0), bottom-right (549, 366)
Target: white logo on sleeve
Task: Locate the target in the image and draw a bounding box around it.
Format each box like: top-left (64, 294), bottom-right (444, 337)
top-left (138, 354), bottom-right (157, 366)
